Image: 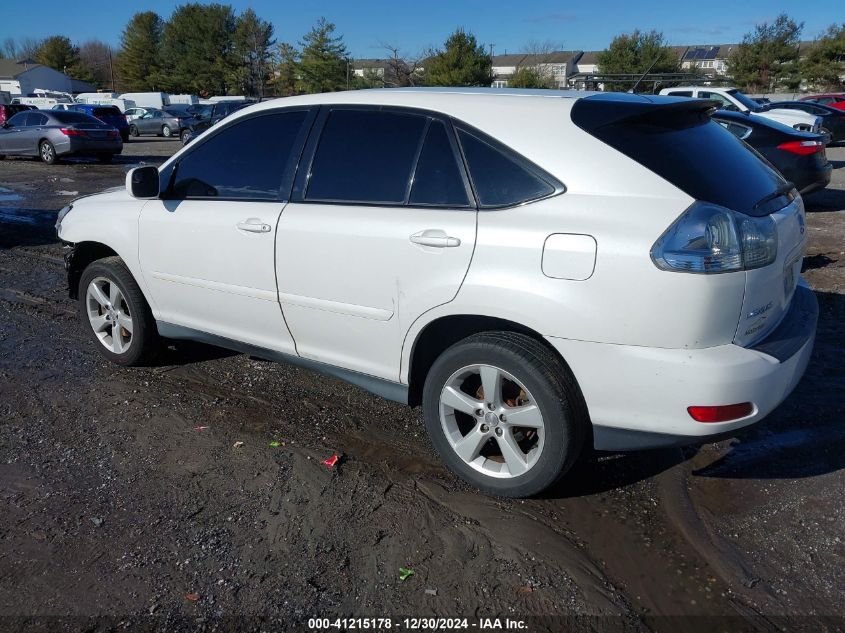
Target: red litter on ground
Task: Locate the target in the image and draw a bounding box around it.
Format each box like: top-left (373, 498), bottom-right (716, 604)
top-left (194, 426), bottom-right (209, 431)
top-left (321, 454), bottom-right (339, 468)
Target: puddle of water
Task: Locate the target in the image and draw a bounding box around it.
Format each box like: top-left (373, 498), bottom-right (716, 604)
top-left (0, 187), bottom-right (23, 203)
top-left (0, 207), bottom-right (56, 226)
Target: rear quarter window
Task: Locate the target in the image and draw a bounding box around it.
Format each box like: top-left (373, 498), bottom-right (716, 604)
top-left (456, 126), bottom-right (559, 208)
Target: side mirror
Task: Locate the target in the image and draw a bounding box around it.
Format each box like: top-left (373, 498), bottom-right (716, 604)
top-left (126, 165), bottom-right (160, 199)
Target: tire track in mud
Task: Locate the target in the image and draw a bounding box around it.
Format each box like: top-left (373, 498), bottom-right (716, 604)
top-left (655, 455), bottom-right (783, 631)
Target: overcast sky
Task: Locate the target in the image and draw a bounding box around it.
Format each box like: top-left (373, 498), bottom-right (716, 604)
top-left (3, 0), bottom-right (841, 57)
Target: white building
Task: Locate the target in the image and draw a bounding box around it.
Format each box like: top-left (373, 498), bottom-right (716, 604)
top-left (491, 51), bottom-right (581, 89)
top-left (0, 58), bottom-right (95, 96)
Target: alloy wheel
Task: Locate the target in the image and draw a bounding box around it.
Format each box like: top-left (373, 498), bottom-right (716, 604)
top-left (40, 142), bottom-right (54, 163)
top-left (439, 364), bottom-right (545, 478)
top-left (85, 276), bottom-right (133, 354)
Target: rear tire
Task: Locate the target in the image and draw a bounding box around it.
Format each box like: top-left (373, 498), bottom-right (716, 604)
top-left (422, 332), bottom-right (587, 498)
top-left (162, 125), bottom-right (172, 138)
top-left (78, 257), bottom-right (159, 366)
top-left (39, 140), bottom-right (58, 164)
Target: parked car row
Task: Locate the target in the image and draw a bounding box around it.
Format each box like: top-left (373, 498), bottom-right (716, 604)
top-left (662, 85), bottom-right (837, 194)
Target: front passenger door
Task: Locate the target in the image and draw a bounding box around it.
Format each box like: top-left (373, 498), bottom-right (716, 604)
top-left (138, 108), bottom-right (315, 354)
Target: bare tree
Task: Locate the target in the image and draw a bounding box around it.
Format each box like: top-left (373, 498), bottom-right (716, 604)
top-left (380, 43), bottom-right (425, 87)
top-left (517, 40), bottom-right (566, 88)
top-left (79, 40), bottom-right (115, 90)
top-left (1, 37), bottom-right (44, 60)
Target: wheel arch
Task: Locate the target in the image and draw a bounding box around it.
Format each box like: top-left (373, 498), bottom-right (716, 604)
top-left (66, 241), bottom-right (119, 300)
top-left (407, 314), bottom-right (568, 407)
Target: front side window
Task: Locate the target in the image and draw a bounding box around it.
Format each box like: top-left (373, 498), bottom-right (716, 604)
top-left (169, 110), bottom-right (308, 200)
top-left (306, 109), bottom-right (427, 204)
top-left (457, 127), bottom-right (557, 208)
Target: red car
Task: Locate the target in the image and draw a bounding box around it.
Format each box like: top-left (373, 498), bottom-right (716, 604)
top-left (0, 103), bottom-right (32, 125)
top-left (800, 93), bottom-right (845, 111)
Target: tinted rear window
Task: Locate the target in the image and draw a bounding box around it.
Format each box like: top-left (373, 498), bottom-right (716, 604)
top-left (2, 105), bottom-right (28, 116)
top-left (573, 100), bottom-right (786, 216)
top-left (50, 111), bottom-right (102, 124)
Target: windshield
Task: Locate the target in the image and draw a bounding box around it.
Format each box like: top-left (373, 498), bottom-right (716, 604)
top-left (727, 89), bottom-right (763, 111)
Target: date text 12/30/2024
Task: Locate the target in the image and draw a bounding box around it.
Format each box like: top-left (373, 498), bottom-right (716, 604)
top-left (308, 617), bottom-right (529, 630)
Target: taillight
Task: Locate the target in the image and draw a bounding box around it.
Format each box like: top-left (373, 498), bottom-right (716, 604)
top-left (60, 128), bottom-right (87, 137)
top-left (651, 202), bottom-right (777, 273)
top-left (107, 130), bottom-right (118, 138)
top-left (777, 140), bottom-right (823, 155)
top-left (688, 403), bottom-right (754, 422)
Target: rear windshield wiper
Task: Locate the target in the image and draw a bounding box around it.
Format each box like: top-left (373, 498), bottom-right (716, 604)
top-left (754, 181), bottom-right (796, 210)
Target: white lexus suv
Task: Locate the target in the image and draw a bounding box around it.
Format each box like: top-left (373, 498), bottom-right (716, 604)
top-left (56, 89), bottom-right (818, 497)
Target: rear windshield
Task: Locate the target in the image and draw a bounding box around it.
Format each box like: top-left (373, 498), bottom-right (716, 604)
top-left (572, 100), bottom-right (787, 216)
top-left (93, 107), bottom-right (121, 116)
top-left (51, 111), bottom-right (103, 124)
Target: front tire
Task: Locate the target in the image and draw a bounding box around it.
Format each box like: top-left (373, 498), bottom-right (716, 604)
top-left (78, 257), bottom-right (159, 366)
top-left (422, 332), bottom-right (587, 497)
top-left (129, 124), bottom-right (139, 137)
top-left (39, 140), bottom-right (58, 164)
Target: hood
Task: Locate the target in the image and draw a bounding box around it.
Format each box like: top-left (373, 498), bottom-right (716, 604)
top-left (758, 108), bottom-right (817, 124)
top-left (69, 186), bottom-right (129, 207)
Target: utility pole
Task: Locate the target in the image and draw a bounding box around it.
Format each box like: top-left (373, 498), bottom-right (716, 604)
top-left (108, 47), bottom-right (115, 93)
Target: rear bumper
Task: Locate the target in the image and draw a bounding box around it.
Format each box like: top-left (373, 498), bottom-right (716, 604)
top-left (62, 138), bottom-right (123, 156)
top-left (795, 162), bottom-right (832, 195)
top-left (546, 283), bottom-right (818, 451)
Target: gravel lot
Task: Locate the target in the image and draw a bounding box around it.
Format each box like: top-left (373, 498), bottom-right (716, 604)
top-left (0, 137), bottom-right (843, 632)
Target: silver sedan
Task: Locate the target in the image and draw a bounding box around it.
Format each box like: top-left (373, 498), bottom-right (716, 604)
top-left (127, 108), bottom-right (185, 138)
top-left (0, 109), bottom-right (122, 164)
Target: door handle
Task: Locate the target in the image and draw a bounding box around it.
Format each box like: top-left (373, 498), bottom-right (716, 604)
top-left (409, 229), bottom-right (461, 248)
top-left (236, 219), bottom-right (272, 233)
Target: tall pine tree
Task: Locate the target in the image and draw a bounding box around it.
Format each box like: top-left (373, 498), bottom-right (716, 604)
top-left (115, 12), bottom-right (163, 92)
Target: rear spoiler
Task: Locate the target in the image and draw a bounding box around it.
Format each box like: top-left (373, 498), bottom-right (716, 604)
top-left (571, 93), bottom-right (721, 133)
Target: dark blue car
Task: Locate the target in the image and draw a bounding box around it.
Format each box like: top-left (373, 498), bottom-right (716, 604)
top-left (68, 104), bottom-right (129, 141)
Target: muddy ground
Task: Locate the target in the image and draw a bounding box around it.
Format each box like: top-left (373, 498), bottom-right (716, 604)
top-left (0, 139), bottom-right (843, 633)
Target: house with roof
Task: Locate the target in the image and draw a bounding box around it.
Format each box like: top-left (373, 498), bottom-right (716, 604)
top-left (0, 59), bottom-right (95, 97)
top-left (491, 51), bottom-right (583, 88)
top-left (677, 45), bottom-right (735, 76)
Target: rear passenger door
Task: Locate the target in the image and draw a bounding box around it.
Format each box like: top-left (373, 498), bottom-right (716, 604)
top-left (275, 106), bottom-right (478, 381)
